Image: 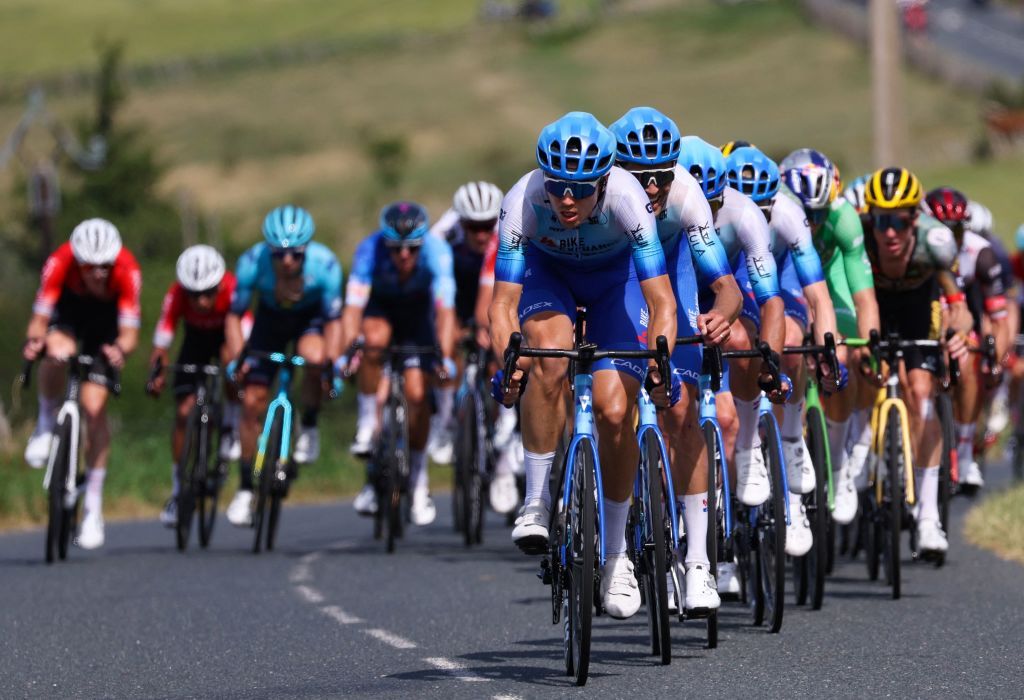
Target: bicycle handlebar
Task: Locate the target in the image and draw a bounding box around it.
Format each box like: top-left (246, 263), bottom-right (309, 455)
top-left (783, 332), bottom-right (840, 387)
top-left (722, 341), bottom-right (782, 394)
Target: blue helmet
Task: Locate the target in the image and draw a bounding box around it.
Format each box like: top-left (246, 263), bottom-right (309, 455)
top-left (263, 205), bottom-right (315, 248)
top-left (726, 146), bottom-right (780, 204)
top-left (536, 111), bottom-right (616, 181)
top-left (379, 201), bottom-right (429, 243)
top-left (1015, 224), bottom-right (1024, 252)
top-left (678, 136), bottom-right (727, 200)
top-left (610, 106), bottom-right (681, 166)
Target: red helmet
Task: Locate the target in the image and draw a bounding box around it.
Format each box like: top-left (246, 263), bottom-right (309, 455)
top-left (924, 187), bottom-right (969, 225)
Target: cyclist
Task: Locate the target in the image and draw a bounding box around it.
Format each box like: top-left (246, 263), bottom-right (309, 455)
top-left (344, 201), bottom-right (457, 526)
top-left (22, 218), bottom-right (142, 549)
top-left (490, 111), bottom-right (677, 619)
top-left (719, 140), bottom-right (754, 157)
top-left (149, 245), bottom-right (239, 527)
top-left (781, 150), bottom-right (880, 525)
top-left (862, 167), bottom-right (969, 558)
top-left (224, 205), bottom-right (343, 526)
top-left (924, 187), bottom-right (1008, 491)
top-left (611, 107), bottom-right (741, 613)
top-left (726, 146), bottom-right (847, 557)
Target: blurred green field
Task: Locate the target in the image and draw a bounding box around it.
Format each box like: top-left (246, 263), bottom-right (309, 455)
top-left (0, 0), bottom-right (1021, 528)
top-left (965, 482), bottom-right (1024, 565)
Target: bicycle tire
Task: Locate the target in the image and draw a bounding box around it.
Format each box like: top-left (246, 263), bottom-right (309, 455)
top-left (456, 391), bottom-right (483, 547)
top-left (639, 432), bottom-right (671, 664)
top-left (883, 405), bottom-right (902, 600)
top-left (382, 395), bottom-right (408, 554)
top-left (760, 415), bottom-right (786, 633)
top-left (176, 407), bottom-right (200, 552)
top-left (252, 410), bottom-right (283, 554)
top-left (564, 439), bottom-right (595, 686)
top-left (805, 405), bottom-right (829, 610)
top-left (703, 421), bottom-right (720, 649)
top-left (45, 418), bottom-right (73, 564)
top-left (266, 475), bottom-right (284, 552)
top-left (937, 393), bottom-right (954, 528)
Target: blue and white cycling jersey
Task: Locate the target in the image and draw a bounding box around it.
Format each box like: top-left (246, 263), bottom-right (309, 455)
top-left (231, 241), bottom-right (343, 320)
top-left (714, 186), bottom-right (780, 305)
top-left (495, 167), bottom-right (666, 284)
top-left (344, 230), bottom-right (456, 311)
top-left (767, 194), bottom-right (824, 288)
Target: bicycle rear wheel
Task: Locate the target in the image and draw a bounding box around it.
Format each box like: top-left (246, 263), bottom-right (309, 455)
top-left (759, 415), bottom-right (786, 633)
top-left (45, 418), bottom-right (73, 564)
top-left (176, 409), bottom-right (200, 552)
top-left (937, 393), bottom-right (955, 527)
top-left (564, 439), bottom-right (595, 686)
top-left (381, 396), bottom-right (408, 554)
top-left (637, 433), bottom-right (671, 664)
top-left (703, 421), bottom-right (720, 648)
top-left (805, 405), bottom-right (829, 610)
top-left (882, 406), bottom-right (903, 600)
top-left (252, 410), bottom-right (283, 554)
top-left (456, 391), bottom-right (483, 547)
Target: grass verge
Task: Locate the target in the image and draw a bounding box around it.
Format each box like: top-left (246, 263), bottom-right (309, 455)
top-left (964, 481), bottom-right (1024, 565)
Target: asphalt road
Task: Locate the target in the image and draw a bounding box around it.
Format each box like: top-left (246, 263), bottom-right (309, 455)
top-left (2, 463), bottom-right (1022, 699)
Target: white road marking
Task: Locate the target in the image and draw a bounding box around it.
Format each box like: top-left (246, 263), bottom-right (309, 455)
top-left (365, 628), bottom-right (418, 650)
top-left (289, 551), bottom-right (321, 583)
top-left (295, 584), bottom-right (325, 604)
top-left (320, 605), bottom-right (363, 625)
top-left (492, 695), bottom-right (524, 700)
top-left (423, 657), bottom-right (489, 682)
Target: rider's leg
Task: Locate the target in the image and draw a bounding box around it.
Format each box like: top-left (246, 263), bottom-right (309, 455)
top-left (593, 369), bottom-right (642, 556)
top-left (903, 366), bottom-right (942, 525)
top-left (296, 333), bottom-right (325, 427)
top-left (778, 314), bottom-right (814, 493)
top-left (171, 394), bottom-right (198, 496)
top-left (663, 383), bottom-right (710, 565)
top-left (953, 355), bottom-right (981, 482)
top-left (824, 367), bottom-right (860, 522)
top-left (239, 383), bottom-right (271, 492)
top-left (356, 317), bottom-right (392, 444)
top-left (80, 382), bottom-right (112, 519)
top-left (37, 330), bottom-right (77, 433)
top-left (724, 316), bottom-right (770, 506)
top-left (404, 367), bottom-right (430, 491)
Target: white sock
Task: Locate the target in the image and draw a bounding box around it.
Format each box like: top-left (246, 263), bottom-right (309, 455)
top-left (496, 404), bottom-right (517, 435)
top-left (781, 399), bottom-right (804, 441)
top-left (681, 492), bottom-right (709, 566)
top-left (170, 464), bottom-right (180, 498)
top-left (409, 450), bottom-right (428, 493)
top-left (955, 422), bottom-right (975, 470)
top-left (826, 418), bottom-right (851, 476)
top-left (734, 396), bottom-right (761, 449)
top-left (222, 401), bottom-right (240, 432)
top-left (84, 467), bottom-right (106, 517)
top-left (37, 395), bottom-right (59, 433)
top-left (603, 497), bottom-right (630, 558)
top-left (916, 465), bottom-right (940, 524)
top-left (848, 408), bottom-right (872, 452)
top-left (788, 490), bottom-right (803, 522)
top-left (524, 450), bottom-right (555, 507)
top-left (356, 393), bottom-right (377, 434)
top-left (435, 387), bottom-right (455, 429)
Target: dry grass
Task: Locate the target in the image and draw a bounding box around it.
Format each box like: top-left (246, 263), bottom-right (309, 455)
top-left (964, 482), bottom-right (1024, 565)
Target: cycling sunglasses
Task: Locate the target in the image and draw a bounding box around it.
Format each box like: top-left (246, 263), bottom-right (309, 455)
top-left (270, 246), bottom-right (306, 261)
top-left (630, 168), bottom-right (675, 190)
top-left (187, 286), bottom-right (219, 299)
top-left (543, 177), bottom-right (599, 200)
top-left (871, 212), bottom-right (914, 232)
top-left (384, 239), bottom-right (423, 252)
top-left (462, 219), bottom-right (498, 233)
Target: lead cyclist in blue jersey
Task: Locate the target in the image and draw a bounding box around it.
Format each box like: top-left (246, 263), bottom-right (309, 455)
top-left (725, 145), bottom-right (846, 557)
top-left (489, 111), bottom-right (677, 620)
top-left (610, 107), bottom-right (741, 614)
top-left (224, 205), bottom-right (343, 526)
top-left (343, 201), bottom-right (457, 527)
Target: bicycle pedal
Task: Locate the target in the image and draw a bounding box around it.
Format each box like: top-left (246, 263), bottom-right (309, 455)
top-left (684, 607), bottom-right (712, 620)
top-left (538, 557), bottom-right (552, 585)
top-left (515, 536), bottom-right (548, 556)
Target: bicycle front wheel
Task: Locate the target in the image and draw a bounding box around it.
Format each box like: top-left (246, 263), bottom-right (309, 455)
top-left (252, 410), bottom-right (283, 554)
top-left (638, 432), bottom-right (671, 664)
top-left (703, 420), bottom-right (720, 649)
top-left (937, 393), bottom-right (955, 526)
top-left (759, 415), bottom-right (786, 633)
top-left (805, 405), bottom-right (829, 610)
top-left (45, 418), bottom-right (73, 564)
top-left (883, 405), bottom-right (903, 600)
top-left (176, 409), bottom-right (201, 552)
top-left (455, 391), bottom-right (483, 547)
top-left (564, 439), bottom-right (595, 686)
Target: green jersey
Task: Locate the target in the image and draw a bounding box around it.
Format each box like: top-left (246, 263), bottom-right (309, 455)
top-left (815, 198), bottom-right (873, 337)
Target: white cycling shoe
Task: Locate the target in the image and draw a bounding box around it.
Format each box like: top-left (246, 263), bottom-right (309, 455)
top-left (832, 457), bottom-right (859, 525)
top-left (349, 426), bottom-right (375, 458)
top-left (684, 563), bottom-right (721, 615)
top-left (293, 427), bottom-right (320, 464)
top-left (511, 500), bottom-right (549, 554)
top-left (428, 429), bottom-right (454, 466)
top-left (782, 437), bottom-right (815, 494)
top-left (220, 431), bottom-right (242, 461)
top-left (24, 427), bottom-right (53, 469)
top-left (159, 498), bottom-right (177, 528)
top-left (735, 445), bottom-right (770, 507)
top-left (75, 511), bottom-right (105, 550)
top-left (226, 490), bottom-right (253, 527)
top-left (848, 442), bottom-right (871, 492)
top-left (489, 473), bottom-right (519, 514)
top-left (916, 519), bottom-right (949, 556)
top-left (785, 502), bottom-right (814, 557)
top-left (601, 555), bottom-right (641, 619)
top-left (410, 489), bottom-right (437, 526)
top-left (353, 484), bottom-right (377, 516)
top-left (717, 560), bottom-right (741, 599)
top-left (960, 461), bottom-right (985, 489)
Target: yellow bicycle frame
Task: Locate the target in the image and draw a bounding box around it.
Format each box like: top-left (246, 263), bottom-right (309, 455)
top-left (868, 387), bottom-right (916, 506)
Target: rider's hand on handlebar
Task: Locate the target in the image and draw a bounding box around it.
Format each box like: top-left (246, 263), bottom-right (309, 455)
top-left (697, 311), bottom-right (731, 347)
top-left (102, 343), bottom-right (126, 371)
top-left (437, 356), bottom-right (458, 383)
top-left (644, 366), bottom-right (674, 409)
top-left (761, 368), bottom-right (792, 404)
top-left (491, 366), bottom-right (526, 407)
top-left (23, 337), bottom-right (45, 362)
top-left (945, 331), bottom-right (969, 363)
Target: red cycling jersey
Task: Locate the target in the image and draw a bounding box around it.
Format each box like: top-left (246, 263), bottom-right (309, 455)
top-left (33, 242), bottom-right (142, 328)
top-left (153, 272), bottom-right (237, 349)
top-left (479, 235), bottom-right (498, 288)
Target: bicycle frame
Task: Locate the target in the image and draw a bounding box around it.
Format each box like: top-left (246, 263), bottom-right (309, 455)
top-left (869, 377), bottom-right (916, 506)
top-left (758, 394), bottom-right (792, 525)
top-left (254, 353), bottom-right (304, 480)
top-left (802, 379), bottom-right (834, 510)
top-left (562, 369), bottom-right (608, 568)
top-left (635, 388), bottom-right (679, 548)
top-left (43, 375), bottom-right (82, 507)
top-left (697, 367), bottom-right (733, 540)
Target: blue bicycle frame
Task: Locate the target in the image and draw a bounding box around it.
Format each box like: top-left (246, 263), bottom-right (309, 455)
top-left (254, 353), bottom-right (305, 479)
top-left (635, 388), bottom-right (680, 548)
top-left (757, 392), bottom-right (791, 525)
top-left (561, 371), bottom-right (608, 568)
top-left (697, 370), bottom-right (734, 540)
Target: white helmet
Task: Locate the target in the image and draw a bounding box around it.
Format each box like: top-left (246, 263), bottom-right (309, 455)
top-left (176, 245), bottom-right (226, 292)
top-left (453, 181), bottom-right (503, 222)
top-left (70, 218), bottom-right (122, 265)
top-left (966, 200), bottom-right (993, 236)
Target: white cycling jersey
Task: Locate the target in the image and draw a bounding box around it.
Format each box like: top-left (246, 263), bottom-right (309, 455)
top-left (429, 208), bottom-right (465, 246)
top-left (768, 194), bottom-right (825, 287)
top-left (716, 186), bottom-right (780, 304)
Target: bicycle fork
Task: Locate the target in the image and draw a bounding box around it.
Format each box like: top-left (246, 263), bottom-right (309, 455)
top-left (254, 392), bottom-right (293, 480)
top-left (869, 382), bottom-right (916, 506)
top-left (43, 402), bottom-right (80, 510)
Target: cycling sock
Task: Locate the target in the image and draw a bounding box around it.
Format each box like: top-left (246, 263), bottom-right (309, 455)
top-left (781, 399), bottom-right (804, 441)
top-left (681, 492), bottom-right (710, 567)
top-left (170, 463), bottom-right (180, 498)
top-left (409, 450), bottom-right (428, 493)
top-left (916, 465), bottom-right (940, 523)
top-left (435, 387), bottom-right (455, 430)
top-left (848, 408), bottom-right (872, 452)
top-left (788, 490), bottom-right (803, 522)
top-left (37, 394), bottom-right (59, 433)
top-left (239, 459), bottom-right (254, 491)
top-left (603, 497), bottom-right (630, 558)
top-left (356, 393), bottom-right (377, 434)
top-left (955, 422), bottom-right (975, 470)
top-left (84, 467), bottom-right (106, 516)
top-left (301, 409), bottom-right (318, 429)
top-left (826, 417), bottom-right (850, 477)
top-left (524, 450), bottom-right (555, 507)
top-left (734, 396), bottom-right (761, 449)
top-left (221, 401), bottom-right (240, 432)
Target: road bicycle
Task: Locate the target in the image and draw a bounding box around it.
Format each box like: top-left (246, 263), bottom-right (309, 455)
top-left (19, 355), bottom-right (120, 564)
top-left (452, 325), bottom-right (494, 547)
top-left (505, 330), bottom-right (671, 686)
top-left (147, 360), bottom-right (228, 551)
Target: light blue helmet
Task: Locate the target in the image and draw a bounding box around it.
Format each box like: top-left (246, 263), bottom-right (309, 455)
top-left (678, 136), bottom-right (727, 200)
top-left (263, 205), bottom-right (315, 248)
top-left (610, 107), bottom-right (681, 166)
top-left (536, 111), bottom-right (616, 181)
top-left (726, 146), bottom-right (780, 204)
top-left (1015, 224), bottom-right (1024, 252)
top-left (379, 201), bottom-right (429, 243)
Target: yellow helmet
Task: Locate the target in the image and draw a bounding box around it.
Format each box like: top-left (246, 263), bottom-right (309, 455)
top-left (865, 167), bottom-right (923, 210)
top-left (720, 140), bottom-right (755, 157)
top-left (831, 163), bottom-right (842, 202)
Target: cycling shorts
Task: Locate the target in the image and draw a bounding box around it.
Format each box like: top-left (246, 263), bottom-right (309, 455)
top-left (877, 278), bottom-right (942, 374)
top-left (174, 325), bottom-right (226, 396)
top-left (364, 292), bottom-right (438, 371)
top-left (667, 238), bottom-right (701, 386)
top-left (518, 246), bottom-right (649, 383)
top-left (48, 291), bottom-right (118, 356)
top-left (245, 302), bottom-right (325, 385)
